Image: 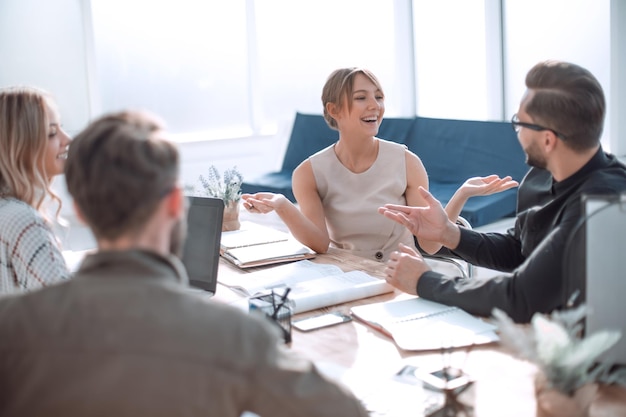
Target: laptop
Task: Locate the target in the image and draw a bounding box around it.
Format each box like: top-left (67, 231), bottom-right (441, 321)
top-left (582, 193), bottom-right (626, 365)
top-left (180, 196), bottom-right (224, 295)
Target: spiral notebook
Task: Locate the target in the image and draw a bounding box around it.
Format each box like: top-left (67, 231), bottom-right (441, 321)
top-left (350, 297), bottom-right (499, 351)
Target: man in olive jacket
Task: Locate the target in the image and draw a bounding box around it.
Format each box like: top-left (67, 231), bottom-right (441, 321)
top-left (0, 110), bottom-right (368, 417)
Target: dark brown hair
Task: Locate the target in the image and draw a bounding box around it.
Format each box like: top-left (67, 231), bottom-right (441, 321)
top-left (525, 60), bottom-right (605, 151)
top-left (321, 67), bottom-right (383, 130)
top-left (65, 110), bottom-right (179, 240)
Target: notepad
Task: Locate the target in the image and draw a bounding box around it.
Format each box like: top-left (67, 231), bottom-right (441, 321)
top-left (350, 297), bottom-right (499, 351)
top-left (220, 221), bottom-right (291, 252)
top-left (220, 221), bottom-right (316, 268)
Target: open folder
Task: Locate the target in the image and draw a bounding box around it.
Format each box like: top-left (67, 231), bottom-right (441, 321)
top-left (350, 297), bottom-right (499, 351)
top-left (220, 221), bottom-right (316, 268)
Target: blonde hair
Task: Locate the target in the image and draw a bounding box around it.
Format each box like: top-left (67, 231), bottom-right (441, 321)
top-left (0, 86), bottom-right (62, 216)
top-left (321, 67), bottom-right (384, 130)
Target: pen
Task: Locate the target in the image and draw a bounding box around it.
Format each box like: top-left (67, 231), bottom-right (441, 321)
top-left (566, 289), bottom-right (580, 308)
top-left (270, 289), bottom-right (276, 314)
top-left (271, 287), bottom-right (292, 320)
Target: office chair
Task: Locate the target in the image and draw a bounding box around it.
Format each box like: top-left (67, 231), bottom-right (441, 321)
top-left (422, 216), bottom-right (474, 280)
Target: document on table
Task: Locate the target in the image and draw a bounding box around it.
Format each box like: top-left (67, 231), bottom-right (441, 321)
top-left (350, 297), bottom-right (499, 351)
top-left (219, 260), bottom-right (393, 314)
top-left (220, 221), bottom-right (315, 268)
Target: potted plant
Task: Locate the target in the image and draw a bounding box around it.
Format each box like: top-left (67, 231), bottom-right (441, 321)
top-left (492, 306), bottom-right (626, 417)
top-left (196, 165), bottom-right (243, 231)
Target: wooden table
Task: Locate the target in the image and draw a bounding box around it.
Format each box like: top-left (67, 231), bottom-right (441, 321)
top-left (215, 221), bottom-right (626, 416)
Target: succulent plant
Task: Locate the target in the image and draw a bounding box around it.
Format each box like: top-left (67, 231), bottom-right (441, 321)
top-left (492, 305), bottom-right (626, 395)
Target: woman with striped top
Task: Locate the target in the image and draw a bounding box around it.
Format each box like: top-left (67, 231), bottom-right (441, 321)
top-left (0, 86), bottom-right (71, 293)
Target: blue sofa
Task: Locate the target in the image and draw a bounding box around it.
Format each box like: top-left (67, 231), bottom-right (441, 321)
top-left (242, 112), bottom-right (529, 227)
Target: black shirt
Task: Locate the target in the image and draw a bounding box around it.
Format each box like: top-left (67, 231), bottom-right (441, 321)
top-left (417, 147), bottom-right (626, 323)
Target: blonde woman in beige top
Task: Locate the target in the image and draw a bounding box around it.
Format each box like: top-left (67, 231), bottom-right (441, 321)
top-left (242, 68), bottom-right (516, 261)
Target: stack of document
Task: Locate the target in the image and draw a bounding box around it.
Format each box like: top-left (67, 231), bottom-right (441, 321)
top-left (220, 221), bottom-right (315, 268)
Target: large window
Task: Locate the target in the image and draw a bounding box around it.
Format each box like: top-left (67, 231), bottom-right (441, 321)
top-left (412, 0), bottom-right (503, 121)
top-left (254, 0), bottom-right (400, 126)
top-left (91, 0), bottom-right (251, 137)
top-left (502, 0), bottom-right (611, 148)
top-left (89, 0), bottom-right (615, 150)
top-left (90, 0), bottom-right (409, 139)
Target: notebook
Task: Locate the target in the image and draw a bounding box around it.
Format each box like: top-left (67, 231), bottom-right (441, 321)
top-left (180, 196), bottom-right (224, 295)
top-left (220, 221), bottom-right (316, 269)
top-left (350, 297), bottom-right (499, 351)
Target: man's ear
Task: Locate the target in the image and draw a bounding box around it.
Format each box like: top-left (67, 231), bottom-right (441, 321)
top-left (166, 186), bottom-right (185, 219)
top-left (544, 131), bottom-right (559, 152)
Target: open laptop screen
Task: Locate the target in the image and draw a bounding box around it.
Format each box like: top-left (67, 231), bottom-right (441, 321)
top-left (583, 193), bottom-right (626, 366)
top-left (180, 196), bottom-right (224, 294)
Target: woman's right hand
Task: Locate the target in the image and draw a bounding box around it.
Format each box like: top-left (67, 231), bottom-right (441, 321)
top-left (241, 192), bottom-right (289, 214)
top-left (459, 175), bottom-right (519, 198)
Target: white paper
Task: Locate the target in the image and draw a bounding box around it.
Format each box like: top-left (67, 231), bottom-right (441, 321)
top-left (219, 260), bottom-right (393, 314)
top-left (220, 221), bottom-right (290, 250)
top-left (351, 297), bottom-right (499, 351)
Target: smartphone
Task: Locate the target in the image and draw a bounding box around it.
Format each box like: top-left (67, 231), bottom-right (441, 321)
top-left (292, 312), bottom-right (352, 332)
top-left (396, 365), bottom-right (471, 392)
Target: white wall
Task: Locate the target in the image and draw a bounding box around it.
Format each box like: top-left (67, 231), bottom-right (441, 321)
top-left (611, 0), bottom-right (626, 156)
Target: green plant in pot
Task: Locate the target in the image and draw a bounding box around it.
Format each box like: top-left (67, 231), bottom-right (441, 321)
top-left (198, 165), bottom-right (243, 231)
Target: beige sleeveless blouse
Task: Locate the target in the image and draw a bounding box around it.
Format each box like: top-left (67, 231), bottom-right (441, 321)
top-left (309, 139), bottom-right (416, 262)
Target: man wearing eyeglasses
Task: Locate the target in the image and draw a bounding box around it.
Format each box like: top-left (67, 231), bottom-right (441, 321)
top-left (379, 60), bottom-right (626, 323)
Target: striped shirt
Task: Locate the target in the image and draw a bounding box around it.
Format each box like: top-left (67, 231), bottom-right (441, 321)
top-left (0, 197), bottom-right (69, 294)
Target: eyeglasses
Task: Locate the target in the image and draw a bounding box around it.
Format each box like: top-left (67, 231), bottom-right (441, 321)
top-left (511, 114), bottom-right (566, 140)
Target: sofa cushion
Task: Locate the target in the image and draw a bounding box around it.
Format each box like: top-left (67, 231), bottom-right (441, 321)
top-left (406, 116), bottom-right (529, 227)
top-left (407, 116), bottom-right (529, 184)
